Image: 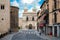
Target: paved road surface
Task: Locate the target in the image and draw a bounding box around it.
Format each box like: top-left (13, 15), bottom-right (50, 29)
top-left (11, 29), bottom-right (46, 40)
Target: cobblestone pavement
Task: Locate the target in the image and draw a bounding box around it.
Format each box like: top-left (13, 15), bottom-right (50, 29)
top-left (0, 29), bottom-right (60, 40)
top-left (11, 29), bottom-right (46, 40)
top-left (0, 33), bottom-right (16, 40)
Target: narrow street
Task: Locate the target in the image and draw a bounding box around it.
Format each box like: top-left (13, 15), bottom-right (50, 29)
top-left (0, 29), bottom-right (60, 40)
top-left (0, 0), bottom-right (60, 40)
top-left (11, 29), bottom-right (46, 40)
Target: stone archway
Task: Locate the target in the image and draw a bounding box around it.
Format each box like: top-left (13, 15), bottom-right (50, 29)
top-left (29, 24), bottom-right (32, 29)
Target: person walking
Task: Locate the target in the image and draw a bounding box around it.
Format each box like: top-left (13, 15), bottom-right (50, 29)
top-left (39, 29), bottom-right (41, 35)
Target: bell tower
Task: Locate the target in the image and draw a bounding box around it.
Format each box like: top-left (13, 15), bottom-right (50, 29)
top-left (24, 3), bottom-right (28, 13)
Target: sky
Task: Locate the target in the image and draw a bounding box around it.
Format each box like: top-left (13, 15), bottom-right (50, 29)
top-left (10, 0), bottom-right (44, 18)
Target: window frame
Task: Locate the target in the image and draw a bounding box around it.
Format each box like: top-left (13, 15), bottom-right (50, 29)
top-left (1, 5), bottom-right (5, 10)
top-left (26, 16), bottom-right (28, 21)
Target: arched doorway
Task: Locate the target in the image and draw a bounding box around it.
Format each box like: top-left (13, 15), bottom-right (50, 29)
top-left (29, 24), bottom-right (32, 29)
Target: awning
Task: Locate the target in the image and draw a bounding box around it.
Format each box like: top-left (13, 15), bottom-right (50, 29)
top-left (39, 23), bottom-right (44, 27)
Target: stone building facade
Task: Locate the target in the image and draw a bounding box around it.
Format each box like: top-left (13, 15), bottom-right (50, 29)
top-left (19, 18), bottom-right (23, 29)
top-left (49, 0), bottom-right (60, 25)
top-left (20, 9), bottom-right (37, 30)
top-left (37, 0), bottom-right (49, 34)
top-left (37, 0), bottom-right (60, 37)
top-left (0, 0), bottom-right (10, 35)
top-left (48, 0), bottom-right (60, 37)
top-left (10, 6), bottom-right (19, 32)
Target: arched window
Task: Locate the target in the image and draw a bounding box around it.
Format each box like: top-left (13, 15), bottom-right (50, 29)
top-left (26, 16), bottom-right (28, 21)
top-left (32, 17), bottom-right (34, 21)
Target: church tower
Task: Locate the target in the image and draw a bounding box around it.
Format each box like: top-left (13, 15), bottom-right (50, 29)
top-left (23, 3), bottom-right (28, 13)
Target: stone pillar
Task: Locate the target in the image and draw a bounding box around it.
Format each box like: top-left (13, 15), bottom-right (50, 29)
top-left (57, 26), bottom-right (59, 37)
top-left (52, 27), bottom-right (54, 36)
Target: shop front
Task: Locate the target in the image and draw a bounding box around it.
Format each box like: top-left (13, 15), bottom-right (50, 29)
top-left (45, 26), bottom-right (52, 36)
top-left (52, 25), bottom-right (60, 37)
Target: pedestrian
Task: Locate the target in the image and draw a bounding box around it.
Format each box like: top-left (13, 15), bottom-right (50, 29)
top-left (39, 29), bottom-right (41, 35)
top-left (39, 32), bottom-right (41, 35)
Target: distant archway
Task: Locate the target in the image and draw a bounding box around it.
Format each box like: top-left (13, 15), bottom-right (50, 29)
top-left (29, 24), bottom-right (32, 29)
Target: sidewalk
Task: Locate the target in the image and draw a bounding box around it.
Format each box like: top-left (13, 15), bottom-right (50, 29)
top-left (0, 33), bottom-right (17, 40)
top-left (37, 33), bottom-right (60, 40)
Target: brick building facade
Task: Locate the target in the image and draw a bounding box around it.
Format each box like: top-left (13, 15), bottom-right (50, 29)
top-left (10, 6), bottom-right (19, 32)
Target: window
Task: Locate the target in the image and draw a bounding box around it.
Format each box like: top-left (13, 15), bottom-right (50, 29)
top-left (32, 17), bottom-right (34, 21)
top-left (1, 5), bottom-right (4, 10)
top-left (54, 0), bottom-right (56, 9)
top-left (10, 11), bottom-right (12, 13)
top-left (2, 18), bottom-right (4, 20)
top-left (26, 16), bottom-right (28, 21)
top-left (59, 9), bottom-right (60, 12)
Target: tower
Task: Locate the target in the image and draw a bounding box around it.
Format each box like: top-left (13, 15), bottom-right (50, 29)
top-left (24, 3), bottom-right (28, 13)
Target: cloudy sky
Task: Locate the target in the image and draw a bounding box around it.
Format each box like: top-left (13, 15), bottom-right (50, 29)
top-left (10, 0), bottom-right (44, 18)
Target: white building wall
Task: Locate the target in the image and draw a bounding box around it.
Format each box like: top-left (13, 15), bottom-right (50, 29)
top-left (22, 13), bottom-right (37, 30)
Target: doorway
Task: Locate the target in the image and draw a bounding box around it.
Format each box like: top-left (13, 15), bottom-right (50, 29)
top-left (29, 24), bottom-right (32, 29)
top-left (54, 26), bottom-right (57, 37)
